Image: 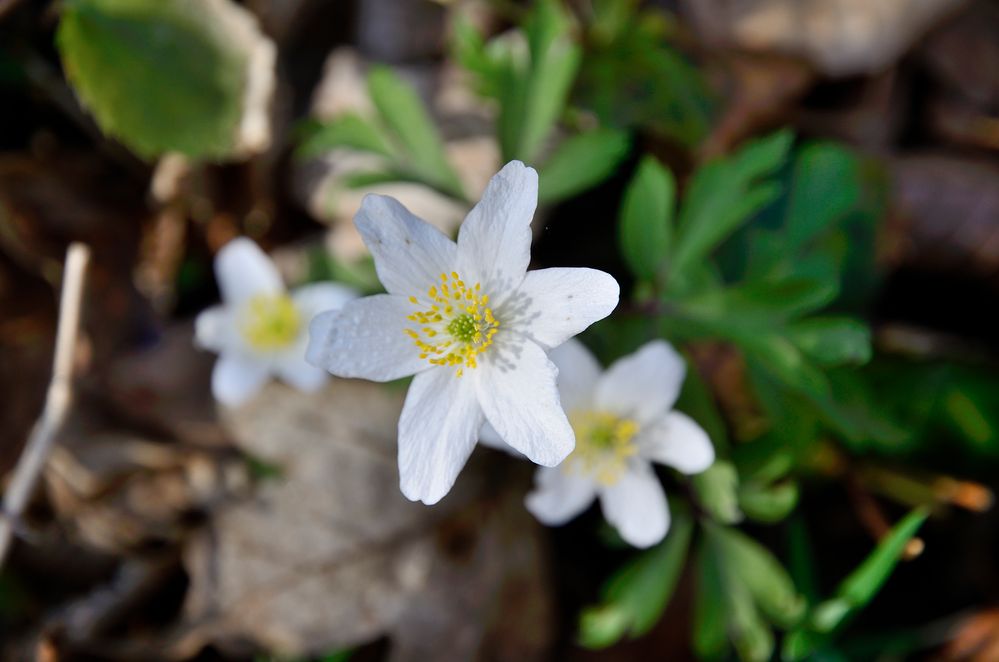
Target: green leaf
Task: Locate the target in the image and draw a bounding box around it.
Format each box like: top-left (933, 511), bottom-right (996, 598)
top-left (367, 66), bottom-right (464, 198)
top-left (693, 540), bottom-right (730, 660)
top-left (450, 12), bottom-right (506, 98)
top-left (708, 524), bottom-right (805, 628)
top-left (575, 3), bottom-right (714, 146)
top-left (677, 277), bottom-right (838, 334)
top-left (745, 335), bottom-right (831, 399)
top-left (618, 156), bottom-right (675, 281)
top-left (57, 0), bottom-right (261, 159)
top-left (497, 0), bottom-right (581, 162)
top-left (784, 143), bottom-right (862, 253)
top-left (295, 114), bottom-right (394, 159)
top-left (539, 128), bottom-right (630, 203)
top-left (669, 130), bottom-right (793, 284)
top-left (578, 510), bottom-right (693, 648)
top-left (789, 317), bottom-right (872, 366)
top-left (693, 461), bottom-right (742, 524)
top-left (724, 568), bottom-right (775, 662)
top-left (812, 508), bottom-right (929, 634)
top-left (739, 480), bottom-right (799, 523)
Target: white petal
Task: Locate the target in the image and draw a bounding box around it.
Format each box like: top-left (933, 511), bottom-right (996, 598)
top-left (525, 466), bottom-right (598, 525)
top-left (354, 194), bottom-right (458, 296)
top-left (640, 411), bottom-right (715, 475)
top-left (291, 282), bottom-right (358, 317)
top-left (398, 367), bottom-right (484, 504)
top-left (594, 340), bottom-right (686, 425)
top-left (275, 355), bottom-right (329, 393)
top-left (215, 238), bottom-right (284, 306)
top-left (212, 354), bottom-right (270, 406)
top-left (599, 462), bottom-right (670, 548)
top-left (548, 338), bottom-right (603, 413)
top-left (475, 335), bottom-right (574, 467)
top-left (305, 295), bottom-right (428, 381)
top-left (477, 421), bottom-right (525, 458)
top-left (501, 267), bottom-right (619, 350)
top-left (477, 421), bottom-right (504, 448)
top-left (456, 161), bottom-right (538, 304)
top-left (194, 305), bottom-right (234, 352)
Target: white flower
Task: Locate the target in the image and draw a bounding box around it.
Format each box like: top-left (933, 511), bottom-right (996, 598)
top-left (195, 238), bottom-right (357, 406)
top-left (306, 161), bottom-right (620, 504)
top-left (525, 339), bottom-right (715, 548)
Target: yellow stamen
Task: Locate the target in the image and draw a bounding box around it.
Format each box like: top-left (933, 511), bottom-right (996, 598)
top-left (239, 293), bottom-right (302, 351)
top-left (404, 270), bottom-right (499, 377)
top-left (564, 411), bottom-right (640, 485)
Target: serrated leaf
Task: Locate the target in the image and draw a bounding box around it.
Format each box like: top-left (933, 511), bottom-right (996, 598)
top-left (295, 114), bottom-right (394, 159)
top-left (578, 510), bottom-right (693, 648)
top-left (618, 156), bottom-right (675, 281)
top-left (58, 0), bottom-right (271, 160)
top-left (539, 128), bottom-right (630, 203)
top-left (670, 130), bottom-right (793, 284)
top-left (708, 524), bottom-right (805, 628)
top-left (789, 317), bottom-right (872, 366)
top-left (367, 66), bottom-right (464, 199)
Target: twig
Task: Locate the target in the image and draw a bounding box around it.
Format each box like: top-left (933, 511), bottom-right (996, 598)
top-left (0, 243), bottom-right (90, 567)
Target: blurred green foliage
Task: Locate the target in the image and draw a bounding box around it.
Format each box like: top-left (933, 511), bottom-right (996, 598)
top-left (57, 0), bottom-right (249, 159)
top-left (575, 0), bottom-right (714, 146)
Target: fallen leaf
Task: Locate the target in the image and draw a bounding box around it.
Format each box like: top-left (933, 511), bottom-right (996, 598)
top-left (182, 379), bottom-right (554, 660)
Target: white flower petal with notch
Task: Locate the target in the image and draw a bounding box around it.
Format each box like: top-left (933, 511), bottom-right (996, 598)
top-left (455, 160), bottom-right (537, 306)
top-left (398, 367), bottom-right (484, 505)
top-left (503, 267), bottom-right (620, 350)
top-left (355, 194), bottom-right (458, 297)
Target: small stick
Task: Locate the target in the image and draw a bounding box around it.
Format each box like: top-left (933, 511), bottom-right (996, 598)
top-left (0, 243), bottom-right (90, 567)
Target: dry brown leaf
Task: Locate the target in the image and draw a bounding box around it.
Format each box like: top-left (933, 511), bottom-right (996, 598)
top-left (182, 379), bottom-right (553, 660)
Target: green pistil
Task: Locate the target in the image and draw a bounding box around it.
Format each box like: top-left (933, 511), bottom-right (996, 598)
top-left (446, 313), bottom-right (477, 343)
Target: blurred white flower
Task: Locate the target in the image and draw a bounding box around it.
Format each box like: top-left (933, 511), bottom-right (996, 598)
top-left (306, 161), bottom-right (620, 505)
top-left (196, 238), bottom-right (357, 407)
top-left (525, 339), bottom-right (715, 548)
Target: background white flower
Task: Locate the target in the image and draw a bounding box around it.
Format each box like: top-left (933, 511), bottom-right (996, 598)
top-left (307, 161), bottom-right (620, 505)
top-left (526, 339), bottom-right (715, 548)
top-left (195, 238), bottom-right (357, 406)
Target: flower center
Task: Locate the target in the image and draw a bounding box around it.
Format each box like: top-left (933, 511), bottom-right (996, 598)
top-left (406, 271), bottom-right (499, 377)
top-left (240, 293), bottom-right (302, 351)
top-left (565, 410), bottom-right (640, 485)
